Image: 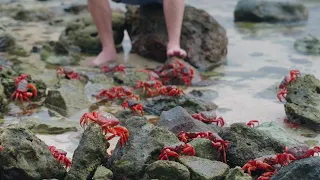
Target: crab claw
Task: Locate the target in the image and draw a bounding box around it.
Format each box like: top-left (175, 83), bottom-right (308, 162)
top-left (247, 120), bottom-right (259, 128)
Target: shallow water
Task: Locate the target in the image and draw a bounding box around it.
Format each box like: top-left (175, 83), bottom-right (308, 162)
top-left (1, 0), bottom-right (320, 159)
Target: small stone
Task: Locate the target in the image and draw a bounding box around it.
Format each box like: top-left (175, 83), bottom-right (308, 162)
top-left (178, 156), bottom-right (229, 180)
top-left (93, 166), bottom-right (113, 180)
top-left (146, 160), bottom-right (190, 180)
top-left (189, 138), bottom-right (221, 161)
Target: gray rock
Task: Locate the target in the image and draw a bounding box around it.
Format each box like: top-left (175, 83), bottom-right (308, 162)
top-left (92, 166), bottom-right (113, 180)
top-left (284, 74), bottom-right (320, 130)
top-left (13, 8), bottom-right (54, 22)
top-left (0, 83), bottom-right (8, 118)
top-left (225, 166), bottom-right (252, 180)
top-left (256, 122), bottom-right (301, 146)
top-left (146, 160), bottom-right (190, 180)
top-left (126, 5), bottom-right (228, 71)
top-left (271, 157), bottom-right (320, 180)
top-left (143, 94), bottom-right (218, 116)
top-left (0, 124), bottom-right (67, 180)
top-left (43, 79), bottom-right (91, 117)
top-left (106, 116), bottom-right (180, 180)
top-left (178, 156), bottom-right (229, 180)
top-left (157, 106), bottom-right (219, 134)
top-left (58, 12), bottom-right (124, 55)
top-left (189, 138), bottom-right (221, 161)
top-left (294, 35), bottom-right (320, 55)
top-left (65, 124), bottom-right (108, 180)
top-left (234, 0), bottom-right (308, 22)
top-left (219, 123), bottom-right (285, 167)
top-left (22, 118), bottom-right (78, 135)
top-left (113, 70), bottom-right (148, 88)
top-left (0, 32), bottom-right (15, 52)
top-left (188, 89), bottom-right (219, 102)
top-left (64, 3), bottom-right (87, 14)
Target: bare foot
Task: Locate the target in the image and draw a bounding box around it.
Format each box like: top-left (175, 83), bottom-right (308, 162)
top-left (167, 44), bottom-right (187, 59)
top-left (89, 49), bottom-right (117, 67)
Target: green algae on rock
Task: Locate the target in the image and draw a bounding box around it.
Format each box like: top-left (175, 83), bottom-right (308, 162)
top-left (58, 11), bottom-right (125, 55)
top-left (65, 123), bottom-right (109, 180)
top-left (225, 166), bottom-right (252, 180)
top-left (0, 83), bottom-right (9, 118)
top-left (284, 74), bottom-right (320, 130)
top-left (92, 166), bottom-right (113, 180)
top-left (294, 35), bottom-right (320, 55)
top-left (146, 160), bottom-right (190, 180)
top-left (0, 124), bottom-right (67, 179)
top-left (189, 138), bottom-right (221, 161)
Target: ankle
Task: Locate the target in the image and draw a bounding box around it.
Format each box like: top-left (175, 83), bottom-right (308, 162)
top-left (167, 41), bottom-right (181, 48)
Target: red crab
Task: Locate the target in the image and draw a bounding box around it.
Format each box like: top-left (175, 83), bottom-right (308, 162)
top-left (157, 86), bottom-right (185, 97)
top-left (0, 145), bottom-right (2, 151)
top-left (134, 80), bottom-right (163, 96)
top-left (277, 70), bottom-right (300, 102)
top-left (96, 89), bottom-right (117, 100)
top-left (9, 77), bottom-right (37, 105)
top-left (247, 120), bottom-right (259, 128)
top-left (49, 146), bottom-right (72, 169)
top-left (122, 99), bottom-right (144, 116)
top-left (80, 111), bottom-right (129, 147)
top-left (158, 142), bottom-right (195, 160)
top-left (111, 86), bottom-right (139, 100)
top-left (242, 159), bottom-right (274, 175)
top-left (177, 131), bottom-right (230, 163)
top-left (257, 172), bottom-right (275, 180)
top-left (277, 88), bottom-right (287, 102)
top-left (269, 152), bottom-right (296, 166)
top-left (285, 145), bottom-right (320, 159)
top-left (56, 67), bottom-right (80, 80)
top-left (192, 111), bottom-right (225, 126)
top-left (14, 74), bottom-right (29, 84)
top-left (102, 64), bottom-right (125, 74)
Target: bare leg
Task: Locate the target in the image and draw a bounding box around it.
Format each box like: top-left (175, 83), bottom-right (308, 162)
top-left (163, 0), bottom-right (187, 58)
top-left (88, 0), bottom-right (117, 66)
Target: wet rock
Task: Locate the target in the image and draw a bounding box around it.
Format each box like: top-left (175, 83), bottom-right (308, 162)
top-left (178, 156), bottom-right (229, 180)
top-left (13, 8), bottom-right (54, 22)
top-left (0, 32), bottom-right (16, 52)
top-left (106, 116), bottom-right (180, 180)
top-left (92, 166), bottom-right (113, 180)
top-left (85, 74), bottom-right (114, 99)
top-left (58, 11), bottom-right (125, 55)
top-left (219, 123), bottom-right (285, 167)
top-left (234, 0), bottom-right (308, 23)
top-left (0, 84), bottom-right (8, 118)
top-left (284, 74), bottom-right (320, 130)
top-left (22, 118), bottom-right (78, 135)
top-left (189, 138), bottom-right (220, 161)
top-left (113, 69), bottom-right (148, 87)
top-left (294, 35), bottom-right (320, 55)
top-left (43, 79), bottom-right (90, 117)
top-left (40, 41), bottom-right (82, 65)
top-left (126, 5), bottom-right (228, 71)
top-left (65, 124), bottom-right (108, 180)
top-left (256, 122), bottom-right (301, 146)
top-left (225, 166), bottom-right (252, 180)
top-left (64, 3), bottom-right (87, 14)
top-left (0, 124), bottom-right (67, 180)
top-left (270, 157), bottom-right (320, 180)
top-left (143, 94), bottom-right (218, 116)
top-left (115, 109), bottom-right (137, 123)
top-left (8, 45), bottom-right (30, 57)
top-left (188, 89), bottom-right (219, 102)
top-left (146, 160), bottom-right (190, 180)
top-left (157, 106), bottom-right (220, 134)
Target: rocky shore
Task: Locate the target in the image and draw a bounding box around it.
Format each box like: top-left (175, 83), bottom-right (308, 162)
top-left (0, 0), bottom-right (319, 180)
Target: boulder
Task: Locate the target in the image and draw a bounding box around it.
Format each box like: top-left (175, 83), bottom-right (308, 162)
top-left (178, 156), bottom-right (229, 180)
top-left (294, 35), bottom-right (320, 55)
top-left (157, 106), bottom-right (220, 134)
top-left (234, 0), bottom-right (308, 22)
top-left (58, 11), bottom-right (125, 55)
top-left (143, 94), bottom-right (218, 116)
top-left (0, 124), bottom-right (67, 180)
top-left (219, 123), bottom-right (285, 167)
top-left (126, 5), bottom-right (228, 71)
top-left (43, 79), bottom-right (90, 117)
top-left (271, 157), bottom-right (320, 180)
top-left (106, 116), bottom-right (180, 180)
top-left (145, 160), bottom-right (190, 180)
top-left (65, 124), bottom-right (108, 180)
top-left (256, 122), bottom-right (301, 146)
top-left (284, 74), bottom-right (320, 130)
